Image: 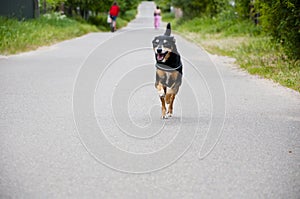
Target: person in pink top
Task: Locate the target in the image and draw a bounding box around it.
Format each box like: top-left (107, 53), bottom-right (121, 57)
top-left (154, 6), bottom-right (161, 29)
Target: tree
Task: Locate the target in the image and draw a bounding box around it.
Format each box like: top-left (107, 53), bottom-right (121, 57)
top-left (235, 0), bottom-right (251, 19)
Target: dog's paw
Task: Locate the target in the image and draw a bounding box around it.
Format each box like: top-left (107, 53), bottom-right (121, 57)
top-left (167, 113), bottom-right (172, 118)
top-left (161, 115), bottom-right (168, 119)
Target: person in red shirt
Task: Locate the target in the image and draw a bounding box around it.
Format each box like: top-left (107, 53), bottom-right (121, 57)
top-left (109, 2), bottom-right (120, 32)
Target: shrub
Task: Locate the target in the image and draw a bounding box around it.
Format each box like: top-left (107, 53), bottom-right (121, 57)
top-left (121, 9), bottom-right (137, 22)
top-left (88, 14), bottom-right (109, 30)
top-left (256, 0), bottom-right (300, 59)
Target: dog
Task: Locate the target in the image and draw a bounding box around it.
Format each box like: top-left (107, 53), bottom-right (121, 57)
top-left (152, 23), bottom-right (183, 119)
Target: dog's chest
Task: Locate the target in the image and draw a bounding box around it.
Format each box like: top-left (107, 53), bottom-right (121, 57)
top-left (161, 71), bottom-right (175, 88)
top-left (165, 72), bottom-right (172, 86)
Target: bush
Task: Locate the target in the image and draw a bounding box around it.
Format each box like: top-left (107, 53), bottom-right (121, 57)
top-left (87, 9), bottom-right (137, 31)
top-left (121, 9), bottom-right (137, 22)
top-left (154, 0), bottom-right (172, 12)
top-left (88, 14), bottom-right (110, 31)
top-left (256, 0), bottom-right (300, 59)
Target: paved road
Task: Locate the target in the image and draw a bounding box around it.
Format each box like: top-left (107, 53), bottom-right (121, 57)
top-left (1, 1), bottom-right (299, 198)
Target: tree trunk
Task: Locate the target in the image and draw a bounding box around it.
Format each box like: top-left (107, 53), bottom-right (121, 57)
top-left (43, 0), bottom-right (46, 14)
top-left (34, 0), bottom-right (40, 18)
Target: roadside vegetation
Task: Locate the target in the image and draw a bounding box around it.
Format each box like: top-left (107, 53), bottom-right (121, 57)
top-left (0, 0), bottom-right (141, 55)
top-left (157, 0), bottom-right (299, 92)
top-left (0, 14), bottom-right (97, 55)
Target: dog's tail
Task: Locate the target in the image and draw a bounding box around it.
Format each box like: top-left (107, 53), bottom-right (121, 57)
top-left (164, 23), bottom-right (171, 36)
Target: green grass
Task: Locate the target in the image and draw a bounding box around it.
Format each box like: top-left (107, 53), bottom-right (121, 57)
top-left (88, 9), bottom-right (137, 31)
top-left (163, 14), bottom-right (300, 92)
top-left (0, 13), bottom-right (98, 55)
top-left (0, 8), bottom-right (138, 55)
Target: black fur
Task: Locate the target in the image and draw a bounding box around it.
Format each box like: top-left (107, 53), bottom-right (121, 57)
top-left (164, 23), bottom-right (171, 36)
top-left (152, 23), bottom-right (182, 74)
top-left (152, 23), bottom-right (183, 118)
top-left (153, 23), bottom-right (183, 91)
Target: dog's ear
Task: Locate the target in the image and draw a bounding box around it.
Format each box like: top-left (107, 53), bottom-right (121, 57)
top-left (164, 23), bottom-right (171, 36)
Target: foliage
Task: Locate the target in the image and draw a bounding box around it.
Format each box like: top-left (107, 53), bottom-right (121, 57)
top-left (162, 12), bottom-right (300, 92)
top-left (0, 14), bottom-right (98, 55)
top-left (63, 0), bottom-right (141, 16)
top-left (171, 0), bottom-right (231, 18)
top-left (254, 0), bottom-right (300, 59)
top-left (121, 9), bottom-right (138, 22)
top-left (154, 0), bottom-right (172, 12)
top-left (0, 0), bottom-right (140, 55)
top-left (45, 0), bottom-right (67, 8)
top-left (175, 15), bottom-right (260, 36)
top-left (167, 0), bottom-right (299, 59)
top-left (235, 0), bottom-right (252, 19)
top-left (36, 0), bottom-right (141, 21)
top-left (87, 9), bottom-right (137, 31)
top-left (88, 14), bottom-right (109, 31)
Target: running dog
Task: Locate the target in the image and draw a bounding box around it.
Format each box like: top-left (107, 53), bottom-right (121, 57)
top-left (152, 23), bottom-right (183, 119)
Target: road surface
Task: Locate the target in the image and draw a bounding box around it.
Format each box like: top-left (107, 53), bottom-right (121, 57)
top-left (1, 1), bottom-right (299, 198)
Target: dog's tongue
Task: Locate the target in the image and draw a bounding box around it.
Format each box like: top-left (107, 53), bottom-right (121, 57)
top-left (157, 53), bottom-right (164, 61)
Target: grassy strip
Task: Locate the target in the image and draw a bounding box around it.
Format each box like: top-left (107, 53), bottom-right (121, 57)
top-left (163, 13), bottom-right (300, 92)
top-left (0, 9), bottom-right (138, 55)
top-left (0, 13), bottom-right (98, 55)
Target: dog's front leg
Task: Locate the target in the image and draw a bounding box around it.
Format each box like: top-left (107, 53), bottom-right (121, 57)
top-left (160, 96), bottom-right (167, 119)
top-left (156, 83), bottom-right (167, 118)
top-left (166, 81), bottom-right (180, 117)
top-left (167, 93), bottom-right (176, 117)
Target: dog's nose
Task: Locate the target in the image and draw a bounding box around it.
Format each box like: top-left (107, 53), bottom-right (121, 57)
top-left (157, 48), bottom-right (162, 53)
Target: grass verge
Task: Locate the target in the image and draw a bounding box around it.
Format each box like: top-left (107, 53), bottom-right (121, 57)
top-left (163, 13), bottom-right (300, 92)
top-left (0, 13), bottom-right (98, 55)
top-left (0, 8), bottom-right (138, 55)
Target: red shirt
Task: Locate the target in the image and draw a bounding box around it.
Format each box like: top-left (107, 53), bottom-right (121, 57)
top-left (110, 5), bottom-right (120, 16)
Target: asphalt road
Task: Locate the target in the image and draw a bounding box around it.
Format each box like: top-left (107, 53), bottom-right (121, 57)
top-left (1, 1), bottom-right (299, 198)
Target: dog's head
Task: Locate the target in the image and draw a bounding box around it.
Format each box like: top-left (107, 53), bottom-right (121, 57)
top-left (152, 23), bottom-right (177, 63)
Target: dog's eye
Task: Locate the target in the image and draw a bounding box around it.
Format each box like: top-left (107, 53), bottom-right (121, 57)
top-left (153, 39), bottom-right (159, 46)
top-left (163, 40), bottom-right (172, 47)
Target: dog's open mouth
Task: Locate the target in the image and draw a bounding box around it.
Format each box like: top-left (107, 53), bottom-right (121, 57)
top-left (156, 52), bottom-right (167, 61)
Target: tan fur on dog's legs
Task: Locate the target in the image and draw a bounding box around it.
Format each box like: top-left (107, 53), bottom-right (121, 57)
top-left (156, 83), bottom-right (167, 118)
top-left (156, 83), bottom-right (165, 97)
top-left (167, 94), bottom-right (175, 117)
top-left (160, 96), bottom-right (167, 119)
top-left (165, 93), bottom-right (171, 104)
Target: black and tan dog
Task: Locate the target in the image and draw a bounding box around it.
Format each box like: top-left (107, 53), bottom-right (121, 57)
top-left (152, 23), bottom-right (183, 119)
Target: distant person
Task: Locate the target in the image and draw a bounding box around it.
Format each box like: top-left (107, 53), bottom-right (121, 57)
top-left (154, 6), bottom-right (161, 29)
top-left (109, 1), bottom-right (120, 32)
